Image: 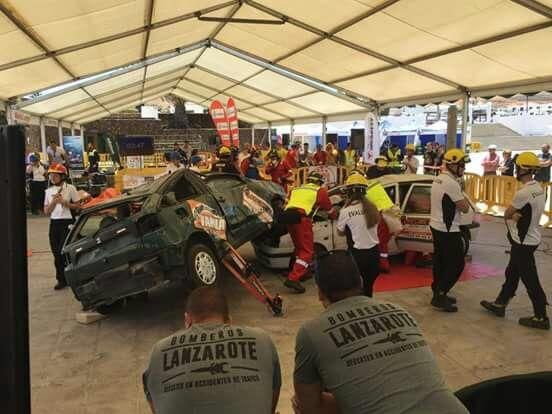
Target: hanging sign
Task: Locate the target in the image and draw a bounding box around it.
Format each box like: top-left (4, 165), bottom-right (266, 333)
top-left (209, 100), bottom-right (231, 146)
top-left (226, 97), bottom-right (239, 147)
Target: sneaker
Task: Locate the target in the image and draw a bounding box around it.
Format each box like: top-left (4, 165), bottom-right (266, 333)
top-left (431, 294), bottom-right (458, 312)
top-left (445, 294), bottom-right (457, 304)
top-left (284, 279), bottom-right (306, 294)
top-left (518, 316), bottom-right (550, 330)
top-left (54, 281), bottom-right (68, 290)
top-left (480, 300), bottom-right (505, 317)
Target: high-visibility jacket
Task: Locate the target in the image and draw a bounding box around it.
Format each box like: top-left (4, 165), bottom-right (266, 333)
top-left (344, 149), bottom-right (356, 167)
top-left (366, 180), bottom-right (394, 211)
top-left (387, 149), bottom-right (402, 168)
top-left (285, 183), bottom-right (320, 215)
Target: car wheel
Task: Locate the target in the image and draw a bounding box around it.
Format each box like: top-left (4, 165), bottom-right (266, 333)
top-left (187, 243), bottom-right (219, 287)
top-left (96, 299), bottom-right (124, 315)
top-left (461, 228), bottom-right (470, 256)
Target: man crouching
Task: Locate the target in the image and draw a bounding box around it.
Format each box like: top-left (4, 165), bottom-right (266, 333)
top-left (143, 287), bottom-right (281, 413)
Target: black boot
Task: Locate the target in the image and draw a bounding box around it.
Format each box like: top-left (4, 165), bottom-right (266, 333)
top-left (445, 294), bottom-right (457, 304)
top-left (54, 280), bottom-right (68, 290)
top-left (431, 292), bottom-right (458, 312)
top-left (480, 300), bottom-right (506, 317)
top-left (284, 279), bottom-right (306, 294)
top-left (518, 316), bottom-right (550, 330)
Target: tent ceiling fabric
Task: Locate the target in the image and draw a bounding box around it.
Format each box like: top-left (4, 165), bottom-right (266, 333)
top-left (3, 0), bottom-right (552, 125)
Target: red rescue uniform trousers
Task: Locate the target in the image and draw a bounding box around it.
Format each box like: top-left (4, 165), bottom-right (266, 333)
top-left (377, 217), bottom-right (391, 258)
top-left (287, 215), bottom-right (314, 282)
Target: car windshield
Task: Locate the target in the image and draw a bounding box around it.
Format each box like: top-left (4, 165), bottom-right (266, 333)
top-left (72, 199), bottom-right (146, 241)
top-left (404, 186), bottom-right (431, 214)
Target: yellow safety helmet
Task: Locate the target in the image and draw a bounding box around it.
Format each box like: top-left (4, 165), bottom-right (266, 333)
top-left (515, 151), bottom-right (540, 170)
top-left (405, 143), bottom-right (415, 151)
top-left (375, 156), bottom-right (388, 167)
top-left (346, 173), bottom-right (369, 187)
top-left (443, 148), bottom-right (470, 164)
top-left (218, 145), bottom-right (231, 156)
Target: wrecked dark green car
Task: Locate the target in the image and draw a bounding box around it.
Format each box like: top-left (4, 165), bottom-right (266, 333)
top-left (62, 170), bottom-right (285, 313)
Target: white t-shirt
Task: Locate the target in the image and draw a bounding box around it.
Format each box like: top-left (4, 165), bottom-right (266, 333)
top-left (26, 164), bottom-right (47, 182)
top-left (506, 180), bottom-right (545, 246)
top-left (337, 201), bottom-right (379, 250)
top-left (47, 146), bottom-right (66, 164)
top-left (403, 156), bottom-right (419, 174)
top-left (430, 172), bottom-right (464, 233)
top-left (44, 183), bottom-right (80, 220)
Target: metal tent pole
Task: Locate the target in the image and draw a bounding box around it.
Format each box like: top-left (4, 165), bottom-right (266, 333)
top-left (461, 93), bottom-right (470, 148)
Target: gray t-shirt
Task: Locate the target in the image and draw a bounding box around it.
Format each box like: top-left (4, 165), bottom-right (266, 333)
top-left (294, 296), bottom-right (468, 414)
top-left (144, 324), bottom-right (281, 414)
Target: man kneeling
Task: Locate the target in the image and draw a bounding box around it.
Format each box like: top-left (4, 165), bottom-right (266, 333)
top-left (293, 250), bottom-right (468, 414)
top-left (144, 287), bottom-right (281, 413)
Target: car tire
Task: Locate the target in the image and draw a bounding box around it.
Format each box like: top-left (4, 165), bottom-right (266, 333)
top-left (187, 243), bottom-right (220, 287)
top-left (96, 298), bottom-right (124, 315)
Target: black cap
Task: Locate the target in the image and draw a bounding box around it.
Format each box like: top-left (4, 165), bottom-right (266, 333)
top-left (315, 250), bottom-right (362, 300)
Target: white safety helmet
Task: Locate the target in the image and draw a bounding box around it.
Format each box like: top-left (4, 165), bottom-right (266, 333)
top-left (488, 144), bottom-right (497, 150)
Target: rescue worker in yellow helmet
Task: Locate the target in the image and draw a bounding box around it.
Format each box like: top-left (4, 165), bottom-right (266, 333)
top-left (337, 174), bottom-right (381, 296)
top-left (282, 171), bottom-right (337, 293)
top-left (345, 169), bottom-right (397, 272)
top-left (386, 143), bottom-right (403, 171)
top-left (366, 156), bottom-right (393, 179)
top-left (481, 152), bottom-right (549, 329)
top-left (429, 148), bottom-right (471, 312)
top-left (212, 145), bottom-right (240, 174)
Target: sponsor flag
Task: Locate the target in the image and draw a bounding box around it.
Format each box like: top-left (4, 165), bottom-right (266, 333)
top-left (226, 97), bottom-right (239, 147)
top-left (209, 100), bottom-right (231, 146)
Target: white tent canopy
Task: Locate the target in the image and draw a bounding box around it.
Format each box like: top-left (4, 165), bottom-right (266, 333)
top-left (2, 0), bottom-right (552, 127)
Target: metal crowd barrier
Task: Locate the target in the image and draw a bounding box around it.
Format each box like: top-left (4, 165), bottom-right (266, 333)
top-left (463, 173), bottom-right (551, 227)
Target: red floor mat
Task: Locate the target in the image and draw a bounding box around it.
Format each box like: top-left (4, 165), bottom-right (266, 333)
top-left (374, 261), bottom-right (502, 292)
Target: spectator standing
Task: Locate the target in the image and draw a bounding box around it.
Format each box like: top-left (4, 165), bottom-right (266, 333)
top-left (265, 150), bottom-right (293, 193)
top-left (292, 250), bottom-right (469, 414)
top-left (285, 143), bottom-right (299, 169)
top-left (312, 144), bottom-right (328, 165)
top-left (275, 142), bottom-right (288, 161)
top-left (343, 142), bottom-right (357, 169)
top-left (403, 143), bottom-right (419, 174)
top-left (44, 163), bottom-right (81, 290)
top-left (325, 143), bottom-right (338, 166)
top-left (46, 139), bottom-right (68, 167)
top-left (26, 153), bottom-right (47, 215)
top-left (535, 143), bottom-right (551, 183)
top-left (144, 287), bottom-right (281, 414)
top-left (299, 143), bottom-right (311, 167)
top-left (481, 144), bottom-right (500, 176)
top-left (241, 148), bottom-right (261, 179)
top-left (173, 142), bottom-right (189, 166)
top-left (499, 149), bottom-right (515, 176)
top-left (423, 143), bottom-right (438, 175)
top-left (385, 143), bottom-right (403, 169)
top-left (481, 152), bottom-right (549, 330)
top-left (86, 142), bottom-right (99, 168)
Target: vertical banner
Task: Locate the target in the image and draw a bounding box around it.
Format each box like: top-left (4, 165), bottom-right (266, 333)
top-left (62, 135), bottom-right (85, 170)
top-left (364, 112), bottom-right (380, 164)
top-left (209, 100), bottom-right (231, 146)
top-left (226, 97), bottom-right (239, 147)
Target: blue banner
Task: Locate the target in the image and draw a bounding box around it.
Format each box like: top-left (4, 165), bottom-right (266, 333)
top-left (117, 136), bottom-right (154, 156)
top-left (62, 136), bottom-right (85, 170)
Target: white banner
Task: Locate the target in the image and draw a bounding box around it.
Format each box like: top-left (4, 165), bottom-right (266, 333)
top-left (364, 112), bottom-right (380, 164)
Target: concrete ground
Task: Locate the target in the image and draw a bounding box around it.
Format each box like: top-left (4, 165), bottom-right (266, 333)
top-left (28, 215), bottom-right (552, 414)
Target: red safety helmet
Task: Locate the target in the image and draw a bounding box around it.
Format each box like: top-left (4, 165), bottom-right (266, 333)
top-left (48, 163), bottom-right (67, 175)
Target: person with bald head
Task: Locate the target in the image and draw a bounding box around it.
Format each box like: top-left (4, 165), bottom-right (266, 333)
top-left (143, 287), bottom-right (281, 414)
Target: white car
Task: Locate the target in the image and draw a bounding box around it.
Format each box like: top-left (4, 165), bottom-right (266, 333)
top-left (253, 175), bottom-right (480, 269)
